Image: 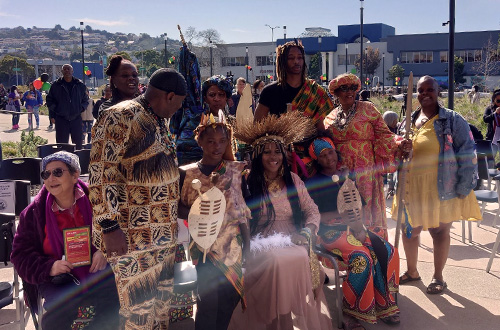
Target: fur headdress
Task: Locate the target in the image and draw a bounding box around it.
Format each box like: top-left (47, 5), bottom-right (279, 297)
top-left (234, 111), bottom-right (316, 158)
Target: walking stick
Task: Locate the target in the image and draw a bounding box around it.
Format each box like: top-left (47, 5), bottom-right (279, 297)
top-left (394, 71), bottom-right (413, 249)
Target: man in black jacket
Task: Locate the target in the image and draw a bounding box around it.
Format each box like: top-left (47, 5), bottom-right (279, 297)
top-left (46, 64), bottom-right (89, 149)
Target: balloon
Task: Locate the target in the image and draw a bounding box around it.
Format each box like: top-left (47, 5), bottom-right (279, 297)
top-left (40, 73), bottom-right (49, 83)
top-left (41, 82), bottom-right (51, 91)
top-left (85, 70), bottom-right (91, 76)
top-left (84, 66), bottom-right (89, 72)
top-left (33, 79), bottom-right (43, 89)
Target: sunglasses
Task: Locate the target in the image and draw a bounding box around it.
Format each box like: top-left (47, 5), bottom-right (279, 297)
top-left (41, 168), bottom-right (69, 180)
top-left (337, 84), bottom-right (359, 92)
top-left (495, 98), bottom-right (500, 104)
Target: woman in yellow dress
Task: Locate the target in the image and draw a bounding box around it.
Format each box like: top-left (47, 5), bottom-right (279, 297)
top-left (393, 75), bottom-right (481, 294)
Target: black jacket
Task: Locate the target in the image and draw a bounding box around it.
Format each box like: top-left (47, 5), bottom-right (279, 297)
top-left (46, 77), bottom-right (89, 121)
top-left (483, 104), bottom-right (496, 140)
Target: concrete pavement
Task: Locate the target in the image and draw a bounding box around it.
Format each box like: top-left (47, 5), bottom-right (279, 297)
top-left (0, 112), bottom-right (499, 329)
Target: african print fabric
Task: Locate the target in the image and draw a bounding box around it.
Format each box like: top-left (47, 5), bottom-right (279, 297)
top-left (319, 229), bottom-right (399, 323)
top-left (291, 79), bottom-right (333, 124)
top-left (324, 101), bottom-right (400, 238)
top-left (89, 96), bottom-right (179, 329)
top-left (179, 161), bottom-right (250, 307)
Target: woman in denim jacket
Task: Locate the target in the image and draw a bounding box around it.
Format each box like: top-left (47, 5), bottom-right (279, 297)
top-left (393, 75), bottom-right (481, 295)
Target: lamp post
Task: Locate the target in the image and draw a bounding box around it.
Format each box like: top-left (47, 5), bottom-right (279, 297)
top-left (448, 0), bottom-right (455, 109)
top-left (345, 43), bottom-right (348, 73)
top-left (265, 24), bottom-right (279, 43)
top-left (80, 21), bottom-right (85, 86)
top-left (246, 46), bottom-right (249, 81)
top-left (283, 26), bottom-right (287, 42)
top-left (382, 53), bottom-right (385, 92)
top-left (164, 33), bottom-right (168, 68)
top-left (360, 0), bottom-right (364, 90)
top-left (318, 36), bottom-right (322, 82)
top-left (209, 38), bottom-right (213, 76)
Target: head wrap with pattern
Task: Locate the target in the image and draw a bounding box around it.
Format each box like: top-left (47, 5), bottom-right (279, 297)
top-left (202, 75), bottom-right (233, 100)
top-left (328, 73), bottom-right (361, 95)
top-left (308, 137), bottom-right (336, 160)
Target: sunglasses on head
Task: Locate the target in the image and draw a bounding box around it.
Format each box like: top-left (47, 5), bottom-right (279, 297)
top-left (41, 168), bottom-right (68, 180)
top-left (337, 84), bottom-right (359, 92)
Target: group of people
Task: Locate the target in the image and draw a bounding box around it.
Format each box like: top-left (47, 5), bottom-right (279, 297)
top-left (10, 39), bottom-right (482, 330)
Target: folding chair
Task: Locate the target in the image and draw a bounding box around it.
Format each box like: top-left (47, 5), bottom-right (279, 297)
top-left (173, 219), bottom-right (197, 295)
top-left (486, 227), bottom-right (500, 273)
top-left (473, 154), bottom-right (500, 236)
top-left (475, 140), bottom-right (500, 190)
top-left (0, 158), bottom-right (42, 197)
top-left (37, 143), bottom-right (75, 159)
top-left (313, 244), bottom-right (345, 329)
top-left (0, 213), bottom-right (29, 330)
top-left (75, 149), bottom-right (90, 175)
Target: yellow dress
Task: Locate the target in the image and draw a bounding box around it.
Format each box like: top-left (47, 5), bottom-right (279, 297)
top-left (392, 116), bottom-right (481, 230)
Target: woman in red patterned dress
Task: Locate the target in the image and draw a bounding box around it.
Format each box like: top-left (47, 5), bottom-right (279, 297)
top-left (324, 73), bottom-right (409, 239)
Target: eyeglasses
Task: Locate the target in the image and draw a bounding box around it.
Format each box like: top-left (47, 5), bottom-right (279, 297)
top-left (337, 84), bottom-right (359, 92)
top-left (495, 98), bottom-right (500, 104)
top-left (41, 168), bottom-right (68, 180)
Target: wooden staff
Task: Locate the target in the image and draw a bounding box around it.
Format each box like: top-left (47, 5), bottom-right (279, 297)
top-left (394, 71), bottom-right (413, 249)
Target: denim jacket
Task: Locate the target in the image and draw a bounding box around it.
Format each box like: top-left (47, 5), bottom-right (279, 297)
top-left (412, 106), bottom-right (477, 200)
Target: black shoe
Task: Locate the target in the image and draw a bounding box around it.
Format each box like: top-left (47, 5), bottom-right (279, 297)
top-left (324, 274), bottom-right (330, 285)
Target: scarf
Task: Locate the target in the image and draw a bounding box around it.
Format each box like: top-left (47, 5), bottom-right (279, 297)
top-left (291, 79), bottom-right (333, 124)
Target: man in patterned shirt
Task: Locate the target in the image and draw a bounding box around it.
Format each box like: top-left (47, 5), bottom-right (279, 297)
top-left (89, 68), bottom-right (186, 329)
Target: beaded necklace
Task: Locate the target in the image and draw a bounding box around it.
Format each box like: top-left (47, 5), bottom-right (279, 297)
top-left (332, 101), bottom-right (357, 131)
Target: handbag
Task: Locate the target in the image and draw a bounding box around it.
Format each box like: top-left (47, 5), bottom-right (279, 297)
top-left (5, 101), bottom-right (16, 112)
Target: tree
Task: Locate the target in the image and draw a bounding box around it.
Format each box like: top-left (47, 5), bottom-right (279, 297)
top-left (184, 26), bottom-right (197, 45)
top-left (53, 24), bottom-right (63, 31)
top-left (354, 47), bottom-right (381, 78)
top-left (387, 64), bottom-right (405, 84)
top-left (308, 53), bottom-right (321, 81)
top-left (112, 51), bottom-right (132, 61)
top-left (454, 55), bottom-right (466, 84)
top-left (472, 36), bottom-right (500, 91)
top-left (0, 56), bottom-right (35, 85)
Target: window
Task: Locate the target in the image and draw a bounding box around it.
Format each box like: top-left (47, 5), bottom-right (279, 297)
top-left (440, 51), bottom-right (448, 63)
top-left (454, 49), bottom-right (482, 62)
top-left (401, 51), bottom-right (432, 64)
top-left (338, 54), bottom-right (358, 65)
top-left (221, 57), bottom-right (246, 67)
top-left (256, 55), bottom-right (273, 66)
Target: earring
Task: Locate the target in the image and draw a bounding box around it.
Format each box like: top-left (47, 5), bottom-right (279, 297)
top-left (279, 165), bottom-right (284, 177)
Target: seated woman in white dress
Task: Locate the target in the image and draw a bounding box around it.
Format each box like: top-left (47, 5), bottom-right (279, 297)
top-left (229, 112), bottom-right (333, 330)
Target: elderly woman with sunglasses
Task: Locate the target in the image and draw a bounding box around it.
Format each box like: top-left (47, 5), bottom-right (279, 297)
top-left (324, 73), bottom-right (410, 240)
top-left (11, 151), bottom-right (119, 329)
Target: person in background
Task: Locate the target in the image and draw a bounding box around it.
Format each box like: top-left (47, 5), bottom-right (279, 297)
top-left (0, 83), bottom-right (8, 109)
top-left (482, 89), bottom-right (500, 157)
top-left (468, 85), bottom-right (481, 104)
top-left (252, 79), bottom-right (265, 110)
top-left (8, 85), bottom-right (21, 130)
top-left (11, 151), bottom-right (119, 329)
top-left (92, 84), bottom-right (111, 119)
top-left (97, 55), bottom-right (139, 116)
top-left (46, 64), bottom-right (89, 150)
top-left (468, 123), bottom-right (484, 142)
top-left (393, 75), bottom-right (481, 295)
top-left (382, 111), bottom-right (399, 134)
top-left (22, 82), bottom-right (43, 130)
top-left (81, 89), bottom-right (94, 144)
top-left (359, 90), bottom-right (372, 103)
top-left (229, 77), bottom-right (246, 116)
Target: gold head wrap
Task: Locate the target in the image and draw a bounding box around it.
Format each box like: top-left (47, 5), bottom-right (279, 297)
top-left (328, 73), bottom-right (361, 95)
top-left (194, 110), bottom-right (235, 161)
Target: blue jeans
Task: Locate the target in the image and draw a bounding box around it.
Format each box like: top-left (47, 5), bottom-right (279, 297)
top-left (26, 105), bottom-right (40, 128)
top-left (82, 120), bottom-right (93, 144)
top-left (11, 104), bottom-right (20, 126)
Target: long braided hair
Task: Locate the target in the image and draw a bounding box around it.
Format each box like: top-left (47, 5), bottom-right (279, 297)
top-left (276, 40), bottom-right (307, 87)
top-left (246, 142), bottom-right (304, 235)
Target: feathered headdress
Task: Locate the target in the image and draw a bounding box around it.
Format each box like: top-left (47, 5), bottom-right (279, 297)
top-left (234, 111), bottom-right (316, 157)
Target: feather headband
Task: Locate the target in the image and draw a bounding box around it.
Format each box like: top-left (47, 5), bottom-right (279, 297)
top-left (234, 111), bottom-right (316, 156)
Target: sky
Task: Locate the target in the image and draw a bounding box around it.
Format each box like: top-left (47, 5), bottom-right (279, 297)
top-left (1, 0), bottom-right (499, 44)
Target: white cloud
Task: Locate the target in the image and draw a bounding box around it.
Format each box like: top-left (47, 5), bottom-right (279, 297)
top-left (73, 18), bottom-right (130, 27)
top-left (0, 12), bottom-right (19, 18)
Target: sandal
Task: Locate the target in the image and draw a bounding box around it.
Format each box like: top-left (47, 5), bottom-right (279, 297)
top-left (343, 317), bottom-right (365, 330)
top-left (427, 278), bottom-right (447, 294)
top-left (399, 271), bottom-right (421, 285)
top-left (381, 314), bottom-right (400, 325)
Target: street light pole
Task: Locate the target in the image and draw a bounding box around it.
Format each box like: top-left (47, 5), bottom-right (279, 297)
top-left (382, 53), bottom-right (385, 92)
top-left (164, 33), bottom-right (168, 68)
top-left (15, 57), bottom-right (18, 86)
top-left (80, 22), bottom-right (85, 86)
top-left (345, 43), bottom-right (348, 73)
top-left (448, 0), bottom-right (455, 109)
top-left (360, 0), bottom-right (364, 90)
top-left (265, 24), bottom-right (279, 43)
top-left (209, 38), bottom-right (213, 76)
top-left (246, 46), bottom-right (249, 81)
top-left (318, 36), bottom-right (322, 82)
top-left (283, 26), bottom-right (287, 42)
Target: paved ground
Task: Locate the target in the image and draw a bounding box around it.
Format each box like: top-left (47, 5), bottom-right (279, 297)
top-left (0, 112), bottom-right (57, 145)
top-left (0, 112), bottom-right (499, 329)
